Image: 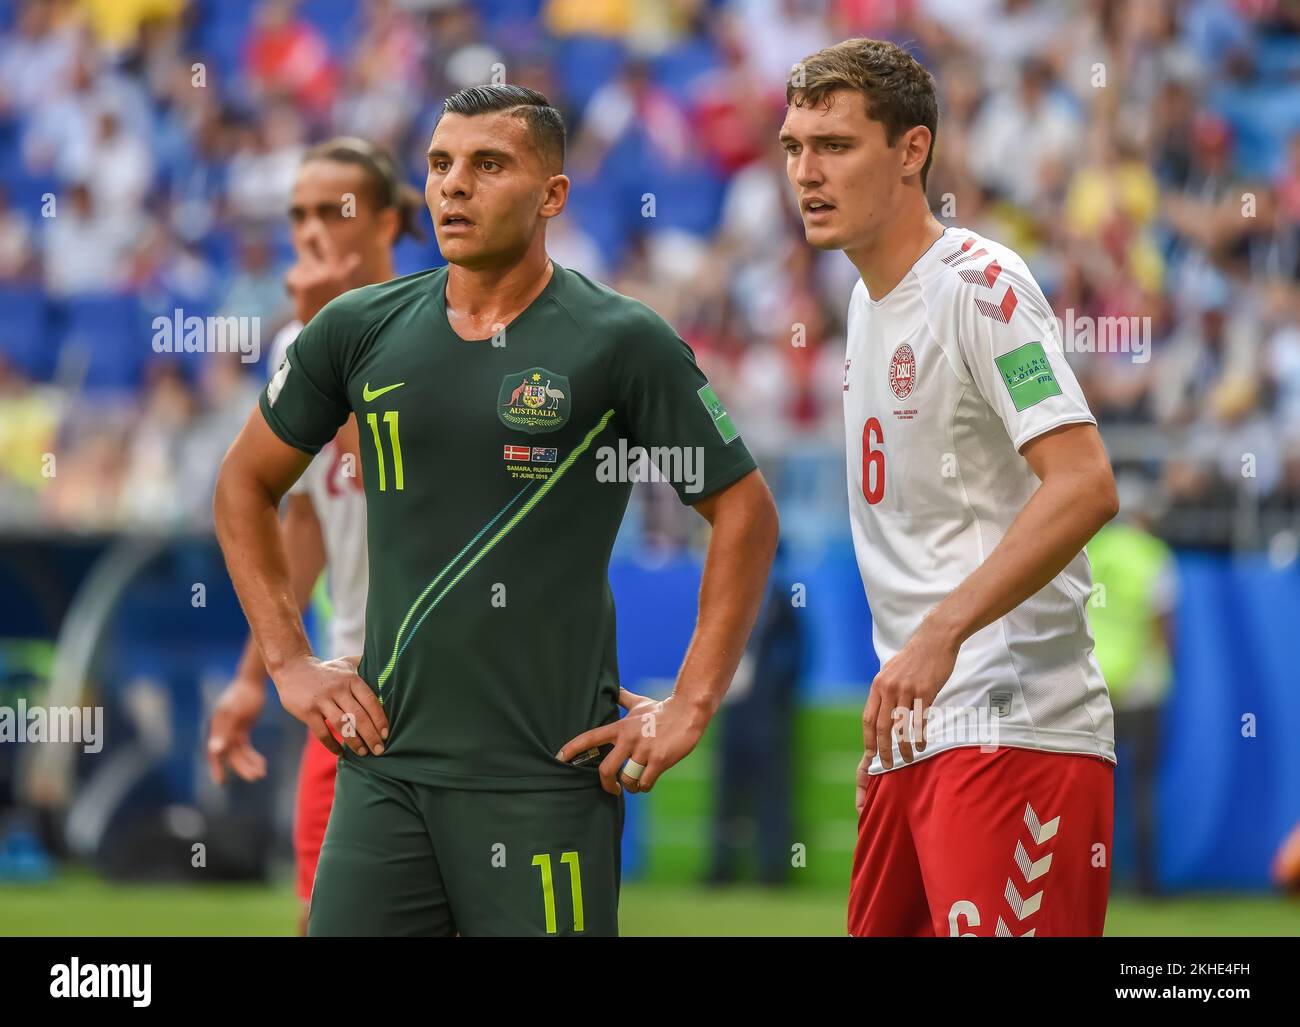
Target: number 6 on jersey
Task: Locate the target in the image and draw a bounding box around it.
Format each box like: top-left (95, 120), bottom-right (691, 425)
top-left (862, 416), bottom-right (884, 505)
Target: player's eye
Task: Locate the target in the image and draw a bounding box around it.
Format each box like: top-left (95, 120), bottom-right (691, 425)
top-left (825, 142), bottom-right (845, 152)
top-left (480, 159), bottom-right (500, 172)
top-left (431, 159), bottom-right (450, 173)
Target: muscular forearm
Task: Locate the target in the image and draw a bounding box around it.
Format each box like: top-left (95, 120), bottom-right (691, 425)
top-left (231, 495), bottom-right (328, 683)
top-left (556, 470), bottom-right (778, 796)
top-left (923, 469), bottom-right (1116, 650)
top-left (674, 478), bottom-right (779, 722)
top-left (232, 635), bottom-right (269, 684)
top-left (214, 467), bottom-right (314, 678)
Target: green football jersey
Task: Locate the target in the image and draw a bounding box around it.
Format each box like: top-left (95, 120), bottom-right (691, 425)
top-left (259, 262), bottom-right (756, 789)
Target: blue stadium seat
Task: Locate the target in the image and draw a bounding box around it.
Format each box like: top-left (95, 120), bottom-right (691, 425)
top-left (2, 168), bottom-right (60, 222)
top-left (628, 139), bottom-right (726, 236)
top-left (652, 36), bottom-right (722, 103)
top-left (57, 293), bottom-right (148, 392)
top-left (1210, 83), bottom-right (1300, 178)
top-left (565, 168), bottom-right (631, 269)
top-left (0, 118), bottom-right (21, 179)
top-left (651, 165), bottom-right (725, 236)
top-left (1254, 36), bottom-right (1300, 81)
top-left (299, 0), bottom-right (360, 56)
top-left (0, 286), bottom-right (50, 379)
top-left (556, 36), bottom-right (626, 112)
top-left (475, 0), bottom-right (546, 32)
top-left (198, 226), bottom-right (240, 275)
top-left (394, 232), bottom-right (443, 278)
top-left (189, 0), bottom-right (260, 86)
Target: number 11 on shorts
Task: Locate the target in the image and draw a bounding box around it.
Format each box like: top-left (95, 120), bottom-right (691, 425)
top-left (532, 851), bottom-right (584, 934)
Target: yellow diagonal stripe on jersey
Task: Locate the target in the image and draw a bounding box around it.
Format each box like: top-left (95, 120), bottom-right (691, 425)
top-left (377, 408), bottom-right (616, 700)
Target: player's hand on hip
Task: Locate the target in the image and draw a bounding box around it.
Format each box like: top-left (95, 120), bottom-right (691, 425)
top-left (862, 624), bottom-right (959, 771)
top-left (556, 687), bottom-right (703, 797)
top-left (273, 655), bottom-right (389, 759)
top-left (207, 674), bottom-right (268, 785)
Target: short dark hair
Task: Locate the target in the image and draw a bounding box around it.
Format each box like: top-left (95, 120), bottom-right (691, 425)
top-left (302, 136), bottom-right (426, 241)
top-left (787, 38), bottom-right (939, 191)
top-left (439, 84), bottom-right (566, 173)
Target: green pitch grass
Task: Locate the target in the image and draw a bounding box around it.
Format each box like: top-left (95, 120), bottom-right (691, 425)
top-left (2, 873), bottom-right (1298, 936)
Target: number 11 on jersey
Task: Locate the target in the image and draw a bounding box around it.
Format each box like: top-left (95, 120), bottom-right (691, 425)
top-left (366, 410), bottom-right (404, 491)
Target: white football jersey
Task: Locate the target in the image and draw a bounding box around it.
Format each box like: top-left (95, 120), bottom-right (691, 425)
top-left (843, 227), bottom-right (1115, 774)
top-left (269, 322), bottom-right (369, 659)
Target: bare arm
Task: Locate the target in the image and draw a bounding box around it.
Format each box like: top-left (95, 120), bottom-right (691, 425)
top-left (214, 408), bottom-right (387, 758)
top-left (230, 494), bottom-right (327, 683)
top-left (215, 411), bottom-right (317, 673)
top-left (207, 491), bottom-right (327, 784)
top-left (859, 422), bottom-right (1117, 794)
top-left (673, 468), bottom-right (781, 726)
top-left (557, 468), bottom-right (780, 795)
top-left (922, 422), bottom-right (1118, 652)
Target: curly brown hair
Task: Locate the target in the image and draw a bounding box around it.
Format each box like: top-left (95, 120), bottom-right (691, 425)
top-left (786, 38), bottom-right (939, 190)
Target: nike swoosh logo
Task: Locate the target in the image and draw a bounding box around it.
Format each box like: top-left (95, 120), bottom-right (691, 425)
top-left (362, 381), bottom-right (406, 402)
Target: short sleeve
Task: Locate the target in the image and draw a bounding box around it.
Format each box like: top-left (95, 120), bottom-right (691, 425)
top-left (949, 257), bottom-right (1096, 452)
top-left (263, 321), bottom-right (313, 494)
top-left (259, 304), bottom-right (354, 455)
top-left (615, 309), bottom-right (757, 504)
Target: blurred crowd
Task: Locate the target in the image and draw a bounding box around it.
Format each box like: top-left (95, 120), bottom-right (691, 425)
top-left (0, 0), bottom-right (1298, 548)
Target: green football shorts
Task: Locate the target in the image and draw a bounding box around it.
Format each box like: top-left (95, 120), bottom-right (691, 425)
top-left (307, 758), bottom-right (623, 937)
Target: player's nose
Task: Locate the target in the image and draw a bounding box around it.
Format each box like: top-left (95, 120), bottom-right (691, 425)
top-left (793, 153), bottom-right (823, 189)
top-left (294, 217), bottom-right (324, 255)
top-left (439, 159), bottom-right (474, 199)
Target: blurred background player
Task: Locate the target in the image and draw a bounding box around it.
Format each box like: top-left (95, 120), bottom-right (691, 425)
top-left (781, 38), bottom-right (1118, 936)
top-left (205, 137), bottom-right (422, 928)
top-left (1087, 473), bottom-right (1178, 896)
top-left (707, 542), bottom-right (805, 887)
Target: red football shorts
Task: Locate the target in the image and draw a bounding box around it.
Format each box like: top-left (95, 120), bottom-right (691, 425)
top-left (293, 730), bottom-right (340, 904)
top-left (848, 745), bottom-right (1114, 937)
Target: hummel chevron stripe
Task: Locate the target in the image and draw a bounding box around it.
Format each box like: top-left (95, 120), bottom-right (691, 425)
top-left (1014, 839), bottom-right (1053, 882)
top-left (1004, 878), bottom-right (1043, 920)
top-left (1024, 803), bottom-right (1061, 844)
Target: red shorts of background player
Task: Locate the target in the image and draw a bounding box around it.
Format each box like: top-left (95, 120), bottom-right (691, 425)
top-left (293, 731), bottom-right (339, 904)
top-left (848, 745), bottom-right (1114, 937)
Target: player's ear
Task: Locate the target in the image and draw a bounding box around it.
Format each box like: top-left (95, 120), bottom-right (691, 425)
top-left (900, 125), bottom-right (932, 183)
top-left (540, 174), bottom-right (569, 220)
top-left (377, 205), bottom-right (401, 247)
